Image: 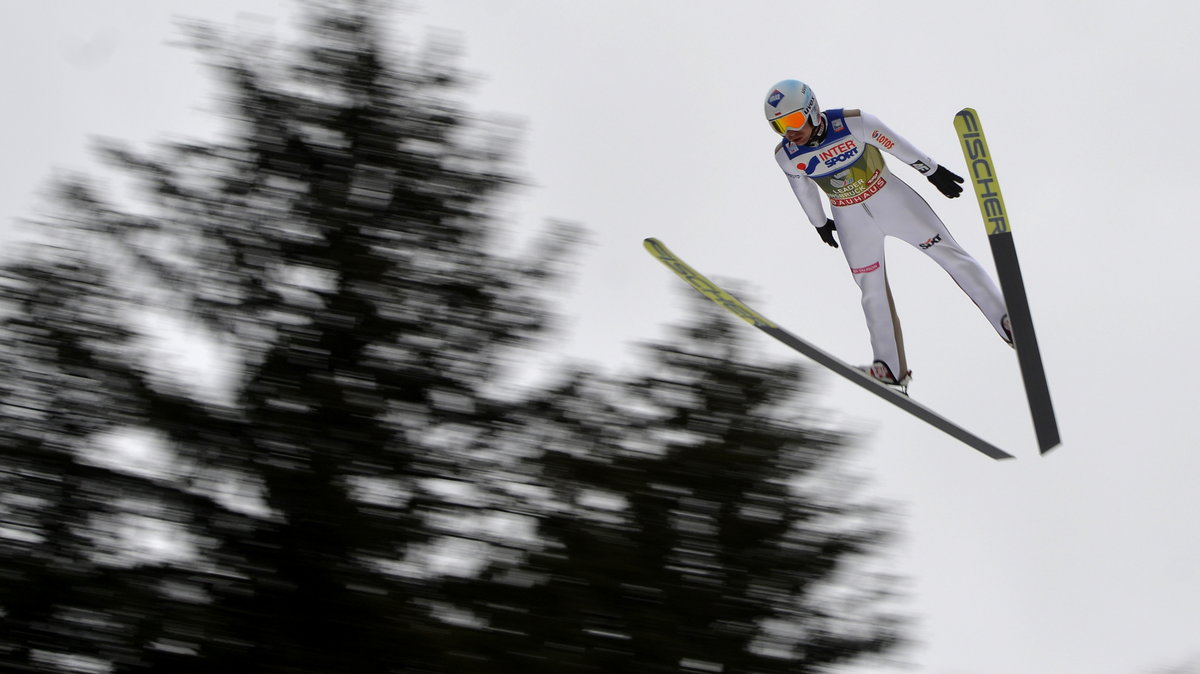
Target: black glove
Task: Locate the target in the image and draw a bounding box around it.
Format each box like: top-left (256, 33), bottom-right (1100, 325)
top-left (927, 165), bottom-right (964, 198)
top-left (816, 219), bottom-right (838, 248)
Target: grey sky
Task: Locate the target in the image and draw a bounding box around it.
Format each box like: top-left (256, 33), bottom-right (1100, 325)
top-left (3, 1), bottom-right (1199, 672)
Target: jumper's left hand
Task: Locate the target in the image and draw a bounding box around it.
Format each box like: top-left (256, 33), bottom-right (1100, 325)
top-left (927, 166), bottom-right (964, 198)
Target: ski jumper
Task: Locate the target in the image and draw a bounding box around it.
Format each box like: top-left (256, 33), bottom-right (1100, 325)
top-left (775, 108), bottom-right (1008, 378)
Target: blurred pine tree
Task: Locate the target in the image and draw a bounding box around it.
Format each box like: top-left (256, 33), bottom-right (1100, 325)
top-left (440, 292), bottom-right (904, 673)
top-left (0, 2), bottom-right (904, 673)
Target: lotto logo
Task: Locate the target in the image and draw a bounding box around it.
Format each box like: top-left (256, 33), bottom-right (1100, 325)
top-left (796, 160), bottom-right (819, 175)
top-left (768, 90), bottom-right (784, 107)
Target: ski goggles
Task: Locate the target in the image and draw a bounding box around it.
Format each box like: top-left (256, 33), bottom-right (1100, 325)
top-left (769, 109), bottom-right (811, 134)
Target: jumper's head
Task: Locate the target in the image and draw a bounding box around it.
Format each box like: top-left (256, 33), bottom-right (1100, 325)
top-left (765, 79), bottom-right (820, 140)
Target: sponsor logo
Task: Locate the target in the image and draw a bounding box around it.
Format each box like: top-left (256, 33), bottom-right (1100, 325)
top-left (768, 89), bottom-right (784, 107)
top-left (796, 156), bottom-right (828, 174)
top-left (829, 176), bottom-right (887, 206)
top-left (871, 130), bottom-right (895, 149)
top-left (955, 109), bottom-right (1010, 234)
top-left (818, 140), bottom-right (860, 168)
top-left (784, 145), bottom-right (820, 175)
top-left (796, 159), bottom-right (825, 173)
top-left (852, 261), bottom-right (880, 274)
top-left (918, 233), bottom-right (942, 250)
top-left (910, 160), bottom-right (932, 174)
top-left (832, 117), bottom-right (845, 133)
top-left (796, 86), bottom-right (816, 118)
top-left (787, 140), bottom-right (864, 176)
top-left (819, 140), bottom-right (858, 161)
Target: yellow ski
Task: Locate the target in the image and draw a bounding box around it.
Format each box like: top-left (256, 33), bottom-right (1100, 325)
top-left (644, 237), bottom-right (1012, 460)
top-left (954, 108), bottom-right (1061, 454)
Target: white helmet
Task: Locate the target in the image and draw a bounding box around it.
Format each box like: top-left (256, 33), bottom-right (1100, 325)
top-left (765, 79), bottom-right (820, 135)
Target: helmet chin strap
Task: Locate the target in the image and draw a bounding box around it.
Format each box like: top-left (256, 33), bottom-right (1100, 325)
top-left (808, 113), bottom-right (828, 145)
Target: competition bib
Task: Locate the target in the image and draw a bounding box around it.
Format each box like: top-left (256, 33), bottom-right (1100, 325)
top-left (781, 109), bottom-right (890, 206)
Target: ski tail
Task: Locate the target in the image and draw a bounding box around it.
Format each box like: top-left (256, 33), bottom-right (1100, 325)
top-left (954, 107), bottom-right (1061, 454)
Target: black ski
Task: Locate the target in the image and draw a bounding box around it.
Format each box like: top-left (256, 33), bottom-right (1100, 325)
top-left (954, 108), bottom-right (1061, 454)
top-left (644, 237), bottom-right (1013, 461)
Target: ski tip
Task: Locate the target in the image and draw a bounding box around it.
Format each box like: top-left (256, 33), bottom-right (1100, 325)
top-left (643, 237), bottom-right (667, 255)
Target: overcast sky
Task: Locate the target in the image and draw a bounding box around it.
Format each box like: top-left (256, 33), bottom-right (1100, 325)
top-left (3, 1), bottom-right (1200, 673)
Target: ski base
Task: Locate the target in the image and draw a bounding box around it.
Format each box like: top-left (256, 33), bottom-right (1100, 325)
top-left (644, 237), bottom-right (1013, 461)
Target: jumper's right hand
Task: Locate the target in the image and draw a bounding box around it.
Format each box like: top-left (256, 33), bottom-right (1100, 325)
top-left (816, 219), bottom-right (838, 248)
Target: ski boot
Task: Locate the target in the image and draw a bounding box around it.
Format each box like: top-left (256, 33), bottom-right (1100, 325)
top-left (860, 360), bottom-right (912, 395)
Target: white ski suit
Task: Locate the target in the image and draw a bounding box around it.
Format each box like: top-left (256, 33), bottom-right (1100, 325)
top-left (775, 108), bottom-right (1009, 379)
